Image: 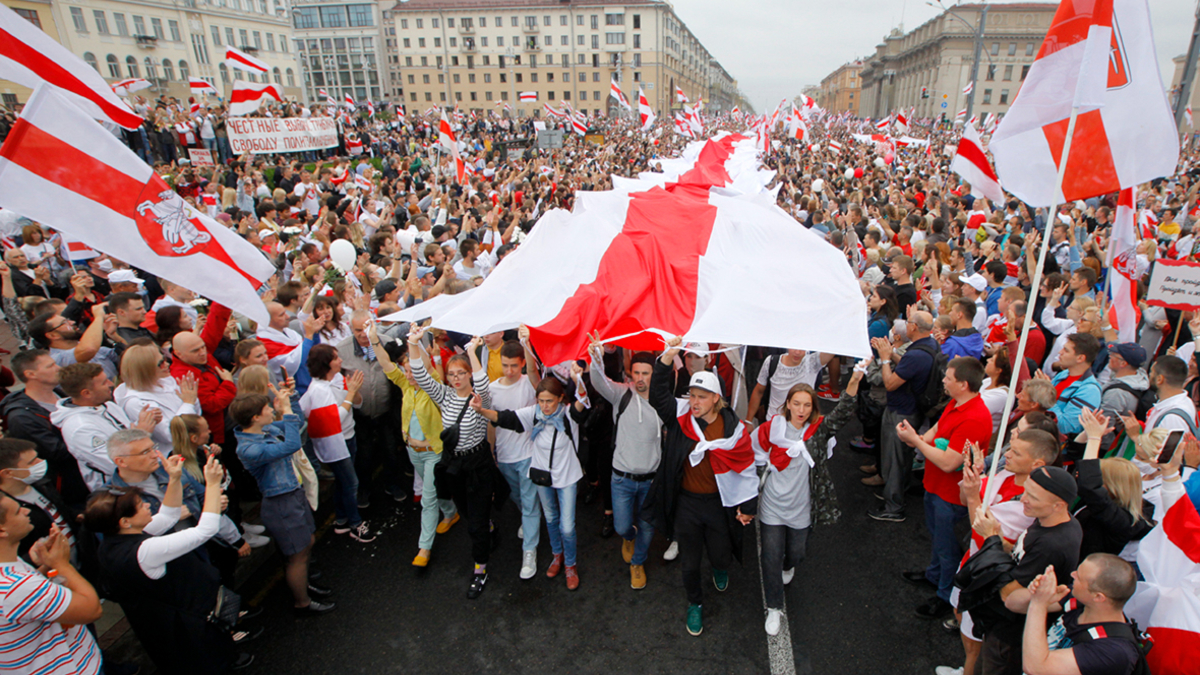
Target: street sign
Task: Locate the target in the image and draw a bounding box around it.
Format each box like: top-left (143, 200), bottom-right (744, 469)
top-left (646, 83), bottom-right (654, 90)
top-left (941, 102), bottom-right (948, 108)
top-left (536, 129), bottom-right (565, 149)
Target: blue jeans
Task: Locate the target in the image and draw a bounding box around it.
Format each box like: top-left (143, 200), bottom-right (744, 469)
top-left (611, 472), bottom-right (654, 565)
top-left (537, 481), bottom-right (578, 567)
top-left (329, 437), bottom-right (362, 528)
top-left (216, 136), bottom-right (232, 165)
top-left (498, 457), bottom-right (541, 552)
top-left (409, 448), bottom-right (455, 550)
top-left (924, 491), bottom-right (968, 602)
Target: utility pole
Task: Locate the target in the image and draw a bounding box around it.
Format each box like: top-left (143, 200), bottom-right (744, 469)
top-left (1175, 0), bottom-right (1200, 131)
top-left (964, 4), bottom-right (988, 122)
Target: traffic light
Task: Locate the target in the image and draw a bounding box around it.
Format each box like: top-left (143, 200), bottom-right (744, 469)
top-left (921, 86), bottom-right (929, 99)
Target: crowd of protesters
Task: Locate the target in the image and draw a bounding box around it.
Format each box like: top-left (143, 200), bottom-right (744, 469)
top-left (0, 92), bottom-right (1195, 675)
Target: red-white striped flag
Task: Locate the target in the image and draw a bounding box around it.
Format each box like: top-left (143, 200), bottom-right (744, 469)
top-left (438, 110), bottom-right (457, 153)
top-left (675, 85), bottom-right (688, 104)
top-left (731, 105), bottom-right (741, 117)
top-left (59, 236), bottom-right (99, 262)
top-left (638, 86), bottom-right (655, 131)
top-left (256, 325), bottom-right (304, 376)
top-left (874, 118), bottom-right (890, 131)
top-left (894, 111), bottom-right (910, 133)
top-left (189, 97), bottom-right (201, 114)
top-left (681, 411), bottom-right (757, 507)
top-left (189, 78), bottom-right (219, 96)
top-left (828, 140), bottom-right (843, 153)
top-left (0, 87), bottom-right (275, 323)
top-left (610, 79), bottom-right (631, 110)
top-left (226, 46), bottom-right (268, 74)
top-left (229, 81), bottom-right (281, 116)
top-left (956, 108), bottom-right (968, 120)
top-left (111, 78), bottom-right (151, 97)
top-left (519, 91), bottom-right (537, 102)
top-left (300, 377), bottom-right (352, 463)
top-left (344, 93), bottom-right (355, 108)
top-left (962, 81), bottom-right (974, 96)
top-left (318, 88), bottom-right (329, 98)
top-left (1106, 188), bottom-right (1141, 341)
top-left (950, 123), bottom-right (1004, 204)
top-left (0, 4), bottom-right (142, 129)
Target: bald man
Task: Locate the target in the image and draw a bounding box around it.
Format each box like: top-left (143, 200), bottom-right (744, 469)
top-left (170, 302), bottom-right (237, 445)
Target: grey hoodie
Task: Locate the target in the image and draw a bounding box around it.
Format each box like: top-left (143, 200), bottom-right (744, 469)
top-left (1098, 370), bottom-right (1150, 447)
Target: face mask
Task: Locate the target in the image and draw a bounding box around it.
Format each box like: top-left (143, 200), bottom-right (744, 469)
top-left (19, 459), bottom-right (47, 485)
top-left (97, 259), bottom-right (114, 273)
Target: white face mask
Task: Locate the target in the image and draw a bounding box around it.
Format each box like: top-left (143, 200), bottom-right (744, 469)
top-left (18, 459), bottom-right (47, 485)
top-left (96, 259), bottom-right (114, 273)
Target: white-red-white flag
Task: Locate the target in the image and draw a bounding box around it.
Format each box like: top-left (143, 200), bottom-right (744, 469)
top-left (58, 235), bottom-right (99, 263)
top-left (0, 5), bottom-right (142, 129)
top-left (229, 81), bottom-right (281, 116)
top-left (962, 81), bottom-right (974, 96)
top-left (638, 86), bottom-right (656, 131)
top-left (951, 123), bottom-right (1004, 205)
top-left (225, 46), bottom-right (268, 74)
top-left (1188, 106), bottom-right (1195, 128)
top-left (0, 87), bottom-right (274, 323)
top-left (894, 111), bottom-right (910, 133)
top-left (731, 105), bottom-right (741, 117)
top-left (675, 85), bottom-right (688, 104)
top-left (438, 110), bottom-right (457, 153)
top-left (519, 91), bottom-right (537, 102)
top-left (189, 78), bottom-right (219, 96)
top-left (344, 93), bottom-right (355, 109)
top-left (828, 140), bottom-right (843, 153)
top-left (874, 118), bottom-right (890, 131)
top-left (570, 115), bottom-right (588, 136)
top-left (990, 0), bottom-right (1177, 206)
top-left (956, 108), bottom-right (968, 120)
top-left (1106, 188), bottom-right (1141, 341)
top-left (610, 79), bottom-right (631, 111)
top-left (111, 78), bottom-right (151, 97)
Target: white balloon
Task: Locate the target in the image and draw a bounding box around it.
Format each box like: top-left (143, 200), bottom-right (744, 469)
top-left (874, 157), bottom-right (886, 168)
top-left (394, 229), bottom-right (416, 252)
top-left (329, 239), bottom-right (357, 271)
top-left (844, 168), bottom-right (855, 180)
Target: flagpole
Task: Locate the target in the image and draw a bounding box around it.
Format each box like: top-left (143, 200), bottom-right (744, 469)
top-left (981, 105), bottom-right (1081, 512)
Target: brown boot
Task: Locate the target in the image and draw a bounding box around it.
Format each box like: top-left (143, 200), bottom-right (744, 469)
top-left (861, 474), bottom-right (885, 487)
top-left (565, 565), bottom-right (579, 591)
top-left (546, 553), bottom-right (564, 578)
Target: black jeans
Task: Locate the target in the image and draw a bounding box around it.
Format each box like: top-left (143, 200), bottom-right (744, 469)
top-left (353, 411), bottom-right (406, 498)
top-left (759, 523), bottom-right (809, 610)
top-left (436, 444), bottom-right (497, 565)
top-left (880, 408), bottom-right (920, 515)
top-left (676, 491), bottom-right (732, 607)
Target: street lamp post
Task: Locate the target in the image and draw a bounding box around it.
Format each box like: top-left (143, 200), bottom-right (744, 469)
top-left (929, 1), bottom-right (989, 122)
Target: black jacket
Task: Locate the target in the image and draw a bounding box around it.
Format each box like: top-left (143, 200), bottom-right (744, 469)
top-left (641, 359), bottom-right (756, 560)
top-left (1073, 458), bottom-right (1155, 558)
top-left (0, 390), bottom-right (88, 504)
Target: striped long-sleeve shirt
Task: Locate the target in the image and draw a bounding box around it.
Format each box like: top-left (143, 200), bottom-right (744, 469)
top-left (411, 356), bottom-right (491, 453)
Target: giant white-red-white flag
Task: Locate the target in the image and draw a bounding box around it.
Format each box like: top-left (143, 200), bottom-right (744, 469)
top-left (1106, 188), bottom-right (1141, 341)
top-left (0, 87), bottom-right (275, 323)
top-left (950, 123), bottom-right (1004, 204)
top-left (638, 86), bottom-right (656, 131)
top-left (229, 81), bottom-right (281, 116)
top-left (225, 46), bottom-right (268, 74)
top-left (396, 133), bottom-right (871, 366)
top-left (1124, 479), bottom-right (1200, 675)
top-left (0, 3), bottom-right (142, 129)
top-left (989, 0), bottom-right (1178, 206)
top-left (610, 79), bottom-right (631, 110)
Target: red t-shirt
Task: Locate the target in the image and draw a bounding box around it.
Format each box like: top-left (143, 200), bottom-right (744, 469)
top-left (1055, 374), bottom-right (1081, 397)
top-left (924, 394), bottom-right (994, 505)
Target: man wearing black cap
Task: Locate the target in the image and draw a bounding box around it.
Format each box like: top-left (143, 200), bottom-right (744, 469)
top-left (973, 466), bottom-right (1083, 675)
top-left (1098, 343), bottom-right (1149, 448)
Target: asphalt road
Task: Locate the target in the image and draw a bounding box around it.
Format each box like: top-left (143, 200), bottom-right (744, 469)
top-left (109, 402), bottom-right (965, 675)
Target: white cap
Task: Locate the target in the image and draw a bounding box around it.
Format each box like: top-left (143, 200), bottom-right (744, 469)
top-left (688, 371), bottom-right (723, 396)
top-left (258, 229), bottom-right (278, 239)
top-left (683, 342), bottom-right (707, 355)
top-left (959, 272), bottom-right (987, 292)
top-left (108, 269), bottom-right (144, 286)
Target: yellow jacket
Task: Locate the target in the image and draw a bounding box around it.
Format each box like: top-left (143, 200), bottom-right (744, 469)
top-left (385, 366), bottom-right (445, 453)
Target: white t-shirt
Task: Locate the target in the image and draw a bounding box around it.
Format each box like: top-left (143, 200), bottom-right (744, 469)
top-left (293, 181), bottom-right (321, 216)
top-left (0, 561), bottom-right (103, 675)
top-left (490, 377), bottom-right (536, 464)
top-left (757, 352), bottom-right (824, 416)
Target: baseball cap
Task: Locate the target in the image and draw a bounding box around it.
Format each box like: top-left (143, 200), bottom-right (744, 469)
top-left (258, 229), bottom-right (278, 239)
top-left (417, 265), bottom-right (436, 278)
top-left (688, 371), bottom-right (723, 397)
top-left (374, 278), bottom-right (399, 299)
top-left (683, 342), bottom-right (707, 355)
top-left (1107, 342), bottom-right (1147, 368)
top-left (1029, 466), bottom-right (1077, 504)
top-left (108, 269), bottom-right (144, 286)
top-left (959, 273), bottom-right (987, 292)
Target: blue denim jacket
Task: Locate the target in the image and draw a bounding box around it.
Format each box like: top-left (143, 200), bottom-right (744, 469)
top-left (108, 466), bottom-right (204, 518)
top-left (235, 414), bottom-right (303, 498)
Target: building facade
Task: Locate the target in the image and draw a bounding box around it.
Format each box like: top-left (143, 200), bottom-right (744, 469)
top-left (857, 3), bottom-right (1056, 122)
top-left (382, 0), bottom-right (733, 117)
top-left (818, 60), bottom-right (861, 115)
top-left (289, 0), bottom-right (386, 104)
top-left (1, 0), bottom-right (303, 106)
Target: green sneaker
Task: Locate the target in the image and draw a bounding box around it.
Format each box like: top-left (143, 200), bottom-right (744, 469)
top-left (712, 568), bottom-right (729, 592)
top-left (686, 604), bottom-right (703, 636)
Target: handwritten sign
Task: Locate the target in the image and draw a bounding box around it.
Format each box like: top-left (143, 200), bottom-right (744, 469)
top-left (187, 149), bottom-right (214, 167)
top-left (1147, 258), bottom-right (1200, 311)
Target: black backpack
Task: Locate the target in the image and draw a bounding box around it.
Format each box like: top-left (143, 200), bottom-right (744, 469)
top-left (1065, 612), bottom-right (1153, 675)
top-left (909, 341), bottom-right (949, 421)
top-left (1102, 381), bottom-right (1157, 422)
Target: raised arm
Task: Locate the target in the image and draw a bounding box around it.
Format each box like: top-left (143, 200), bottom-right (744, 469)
top-left (649, 336), bottom-right (684, 427)
top-left (519, 325), bottom-right (543, 389)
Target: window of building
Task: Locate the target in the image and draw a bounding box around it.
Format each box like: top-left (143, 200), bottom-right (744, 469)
top-left (293, 7), bottom-right (318, 29)
top-left (113, 13), bottom-right (128, 36)
top-left (633, 34), bottom-right (640, 49)
top-left (592, 54), bottom-right (599, 68)
top-left (986, 64), bottom-right (996, 81)
top-left (479, 17), bottom-right (486, 27)
top-left (425, 92), bottom-right (432, 101)
top-left (548, 91), bottom-right (555, 100)
top-left (516, 73), bottom-right (522, 82)
top-left (606, 33), bottom-right (624, 45)
top-left (441, 92), bottom-right (447, 101)
top-left (591, 35), bottom-right (599, 49)
top-left (480, 36), bottom-right (488, 46)
top-left (93, 11), bottom-right (109, 35)
top-left (227, 27), bottom-right (235, 45)
top-left (433, 37), bottom-right (441, 47)
top-left (415, 18), bottom-right (422, 28)
top-left (1007, 42), bottom-right (1017, 56)
top-left (990, 42), bottom-right (999, 56)
top-left (560, 35), bottom-right (567, 46)
top-left (438, 73), bottom-right (444, 83)
top-left (982, 88), bottom-right (992, 104)
top-left (1021, 65), bottom-right (1030, 80)
top-left (252, 31), bottom-right (261, 49)
top-left (106, 54), bottom-right (120, 77)
top-left (633, 53), bottom-right (641, 68)
top-left (13, 8), bottom-right (40, 29)
top-left (453, 74), bottom-right (460, 83)
top-left (431, 18), bottom-right (439, 28)
top-left (469, 73), bottom-right (475, 83)
top-left (563, 91), bottom-right (571, 100)
top-left (423, 74), bottom-right (430, 84)
top-left (125, 55), bottom-right (139, 78)
top-left (400, 18), bottom-right (408, 29)
top-left (408, 74), bottom-right (415, 84)
top-left (436, 55), bottom-right (442, 67)
top-left (530, 73), bottom-right (537, 82)
top-left (70, 7), bottom-right (86, 32)
top-left (447, 18), bottom-right (454, 27)
top-left (403, 38), bottom-right (410, 48)
top-left (169, 19), bottom-right (181, 41)
top-left (151, 18), bottom-right (164, 39)
top-left (633, 71), bottom-right (640, 82)
top-left (633, 14), bottom-right (640, 29)
top-left (591, 15), bottom-right (598, 29)
top-left (348, 5), bottom-right (373, 27)
top-left (999, 89), bottom-right (1009, 104)
top-left (606, 13), bottom-right (624, 25)
top-left (1026, 42), bottom-right (1035, 56)
top-left (500, 73), bottom-right (507, 83)
top-left (1003, 65), bottom-right (1014, 81)
top-left (83, 52), bottom-right (98, 71)
top-left (511, 16), bottom-right (518, 27)
top-left (560, 14), bottom-right (567, 25)
top-left (238, 29), bottom-right (248, 47)
top-left (542, 34), bottom-right (549, 46)
top-left (594, 91), bottom-right (601, 100)
top-left (483, 55), bottom-right (490, 65)
top-left (418, 37), bottom-right (425, 47)
top-left (592, 72), bottom-right (599, 82)
top-left (449, 37), bottom-right (456, 47)
top-left (577, 35), bottom-right (584, 45)
top-left (543, 15), bottom-right (550, 26)
top-left (470, 91), bottom-right (477, 101)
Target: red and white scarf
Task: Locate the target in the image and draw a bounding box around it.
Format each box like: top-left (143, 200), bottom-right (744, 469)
top-left (256, 325), bottom-right (304, 377)
top-left (752, 415), bottom-right (825, 473)
top-left (299, 376), bottom-right (350, 463)
top-left (678, 411), bottom-right (757, 508)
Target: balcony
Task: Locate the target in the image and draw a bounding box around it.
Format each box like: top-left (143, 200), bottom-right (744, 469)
top-left (134, 34), bottom-right (158, 48)
top-left (239, 44), bottom-right (259, 53)
top-left (461, 41), bottom-right (476, 52)
top-left (522, 23), bottom-right (539, 33)
top-left (458, 23), bottom-right (475, 33)
top-left (523, 39), bottom-right (540, 51)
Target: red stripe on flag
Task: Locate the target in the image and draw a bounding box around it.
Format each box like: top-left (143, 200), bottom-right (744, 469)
top-left (1146, 626), bottom-right (1200, 675)
top-left (2, 119), bottom-right (261, 287)
top-left (1036, 0), bottom-right (1113, 60)
top-left (528, 135), bottom-right (741, 364)
top-left (306, 404), bottom-right (342, 438)
top-left (0, 27), bottom-right (142, 129)
top-left (1162, 492), bottom-right (1200, 564)
top-left (1042, 109), bottom-right (1120, 203)
top-left (955, 138), bottom-right (999, 182)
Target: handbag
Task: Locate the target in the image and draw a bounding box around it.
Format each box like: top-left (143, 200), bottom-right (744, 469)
top-left (529, 423), bottom-right (574, 487)
top-left (207, 586), bottom-right (242, 632)
top-left (439, 397), bottom-right (471, 455)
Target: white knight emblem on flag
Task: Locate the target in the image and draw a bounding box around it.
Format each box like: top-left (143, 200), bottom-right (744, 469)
top-left (136, 187), bottom-right (213, 255)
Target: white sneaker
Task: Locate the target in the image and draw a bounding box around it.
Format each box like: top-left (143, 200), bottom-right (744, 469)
top-left (663, 541), bottom-right (679, 561)
top-left (934, 667), bottom-right (963, 675)
top-left (765, 609), bottom-right (783, 636)
top-left (242, 523), bottom-right (267, 535)
top-left (520, 550), bottom-right (537, 580)
top-left (244, 533), bottom-right (270, 548)
top-left (518, 525), bottom-right (524, 540)
top-left (782, 568), bottom-right (795, 586)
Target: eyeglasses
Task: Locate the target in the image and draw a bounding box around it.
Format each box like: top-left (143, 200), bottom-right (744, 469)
top-left (117, 447), bottom-right (156, 458)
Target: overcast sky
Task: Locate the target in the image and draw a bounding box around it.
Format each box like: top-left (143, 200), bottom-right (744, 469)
top-left (670, 0), bottom-right (1198, 113)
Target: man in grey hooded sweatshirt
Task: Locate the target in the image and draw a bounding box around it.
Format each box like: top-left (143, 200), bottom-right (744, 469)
top-left (1097, 342), bottom-right (1150, 448)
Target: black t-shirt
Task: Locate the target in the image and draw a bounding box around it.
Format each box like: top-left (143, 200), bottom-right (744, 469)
top-left (992, 517), bottom-right (1084, 642)
top-left (893, 282), bottom-right (918, 316)
top-left (1046, 607), bottom-right (1141, 675)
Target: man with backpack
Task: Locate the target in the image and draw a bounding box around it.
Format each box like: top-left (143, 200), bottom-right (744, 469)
top-left (1045, 334), bottom-right (1103, 462)
top-left (1022, 553), bottom-right (1146, 675)
top-left (869, 311), bottom-right (942, 523)
top-left (1097, 343), bottom-right (1151, 449)
top-left (1140, 355), bottom-right (1197, 439)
